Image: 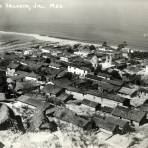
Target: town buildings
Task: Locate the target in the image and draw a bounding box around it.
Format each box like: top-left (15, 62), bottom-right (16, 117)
top-left (1, 39), bottom-right (148, 135)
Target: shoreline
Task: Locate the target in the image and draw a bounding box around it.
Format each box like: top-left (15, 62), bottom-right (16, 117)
top-left (0, 30), bottom-right (146, 52)
top-left (0, 30), bottom-right (100, 46)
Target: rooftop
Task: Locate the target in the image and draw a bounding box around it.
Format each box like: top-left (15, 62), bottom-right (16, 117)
top-left (93, 116), bottom-right (118, 133)
top-left (42, 84), bottom-right (64, 95)
top-left (82, 99), bottom-right (101, 109)
top-left (112, 106), bottom-right (146, 123)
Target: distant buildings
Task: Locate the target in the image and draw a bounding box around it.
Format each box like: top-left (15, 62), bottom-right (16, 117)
top-left (2, 37), bottom-right (148, 135)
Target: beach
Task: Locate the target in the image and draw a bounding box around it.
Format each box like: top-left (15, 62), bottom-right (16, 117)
top-left (0, 30), bottom-right (146, 52)
top-left (0, 31), bottom-right (101, 46)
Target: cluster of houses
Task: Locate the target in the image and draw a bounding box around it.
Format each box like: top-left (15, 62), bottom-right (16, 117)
top-left (0, 41), bottom-right (148, 135)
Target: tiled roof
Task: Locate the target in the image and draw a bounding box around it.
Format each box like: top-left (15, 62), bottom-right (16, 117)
top-left (42, 84), bottom-right (64, 95)
top-left (17, 95), bottom-right (43, 108)
top-left (82, 99), bottom-right (101, 108)
top-left (112, 106), bottom-right (146, 123)
top-left (105, 116), bottom-right (129, 128)
top-left (93, 116), bottom-right (118, 132)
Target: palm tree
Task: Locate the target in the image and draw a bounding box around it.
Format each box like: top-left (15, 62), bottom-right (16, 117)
top-left (102, 41), bottom-right (107, 47)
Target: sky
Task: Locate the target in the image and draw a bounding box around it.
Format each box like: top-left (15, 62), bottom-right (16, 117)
top-left (1, 0), bottom-right (148, 24)
top-left (0, 0), bottom-right (148, 49)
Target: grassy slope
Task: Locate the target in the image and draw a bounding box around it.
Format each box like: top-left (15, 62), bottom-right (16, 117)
top-left (0, 124), bottom-right (148, 148)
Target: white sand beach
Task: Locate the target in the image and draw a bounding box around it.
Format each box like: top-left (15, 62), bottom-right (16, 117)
top-left (0, 31), bottom-right (101, 47)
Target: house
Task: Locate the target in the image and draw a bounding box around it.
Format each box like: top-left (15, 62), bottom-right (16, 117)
top-left (49, 61), bottom-right (61, 69)
top-left (122, 51), bottom-right (129, 59)
top-left (15, 81), bottom-right (40, 94)
top-left (57, 92), bottom-right (73, 103)
top-left (60, 56), bottom-right (69, 62)
top-left (118, 87), bottom-right (137, 98)
top-left (105, 116), bottom-right (131, 134)
top-left (66, 87), bottom-right (85, 100)
top-left (133, 88), bottom-right (148, 100)
top-left (40, 48), bottom-right (50, 54)
top-left (0, 70), bottom-right (7, 93)
top-left (4, 52), bottom-right (20, 62)
top-left (27, 62), bottom-right (43, 72)
top-left (97, 81), bottom-right (116, 93)
top-left (6, 63), bottom-right (20, 76)
top-left (25, 73), bottom-right (39, 82)
top-left (74, 49), bottom-right (90, 57)
top-left (24, 50), bottom-right (33, 56)
top-left (85, 90), bottom-right (130, 108)
top-left (86, 74), bottom-right (102, 82)
top-left (0, 93), bottom-right (6, 101)
top-left (52, 77), bottom-right (73, 88)
top-left (67, 65), bottom-right (90, 77)
top-left (101, 106), bottom-right (114, 114)
top-left (81, 99), bottom-right (101, 111)
top-left (45, 67), bottom-right (64, 81)
top-left (86, 74), bottom-right (120, 93)
top-left (9, 75), bottom-right (25, 82)
top-left (102, 79), bottom-right (123, 87)
top-left (15, 71), bottom-right (32, 77)
top-left (103, 93), bottom-right (130, 107)
top-left (93, 116), bottom-right (119, 135)
top-left (42, 84), bottom-right (65, 97)
top-left (140, 104), bottom-right (148, 119)
top-left (54, 107), bottom-right (94, 130)
top-left (112, 106), bottom-right (147, 126)
top-left (97, 72), bottom-right (111, 80)
top-left (140, 99), bottom-right (148, 119)
top-left (17, 95), bottom-right (43, 108)
top-left (18, 61), bottom-right (44, 73)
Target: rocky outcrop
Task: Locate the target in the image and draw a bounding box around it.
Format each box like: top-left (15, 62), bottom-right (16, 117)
top-left (29, 103), bottom-right (57, 132)
top-left (0, 141), bottom-right (4, 148)
top-left (0, 103), bottom-right (25, 132)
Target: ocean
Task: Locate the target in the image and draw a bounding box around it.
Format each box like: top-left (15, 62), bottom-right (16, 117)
top-left (0, 0), bottom-right (148, 50)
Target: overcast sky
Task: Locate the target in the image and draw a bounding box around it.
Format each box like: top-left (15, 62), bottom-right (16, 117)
top-left (0, 0), bottom-right (148, 31)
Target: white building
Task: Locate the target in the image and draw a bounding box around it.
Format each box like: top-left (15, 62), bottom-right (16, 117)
top-left (40, 48), bottom-right (50, 53)
top-left (60, 57), bottom-right (69, 62)
top-left (101, 54), bottom-right (115, 70)
top-left (90, 55), bottom-right (98, 69)
top-left (68, 66), bottom-right (89, 77)
top-left (74, 50), bottom-right (90, 58)
top-left (24, 50), bottom-right (33, 56)
top-left (137, 64), bottom-right (148, 76)
top-left (84, 93), bottom-right (122, 108)
top-left (6, 63), bottom-right (19, 77)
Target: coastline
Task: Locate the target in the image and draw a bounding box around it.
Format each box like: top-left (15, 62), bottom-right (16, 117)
top-left (0, 30), bottom-right (100, 46)
top-left (0, 30), bottom-right (146, 52)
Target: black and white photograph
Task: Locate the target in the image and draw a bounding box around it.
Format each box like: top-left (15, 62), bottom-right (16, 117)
top-left (0, 0), bottom-right (148, 147)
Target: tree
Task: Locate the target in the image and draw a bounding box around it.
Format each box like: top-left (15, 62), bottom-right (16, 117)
top-left (111, 70), bottom-right (122, 80)
top-left (123, 41), bottom-right (127, 47)
top-left (117, 41), bottom-right (128, 50)
top-left (94, 64), bottom-right (102, 75)
top-left (67, 47), bottom-right (74, 53)
top-left (102, 41), bottom-right (107, 47)
top-left (73, 43), bottom-right (80, 49)
top-left (89, 45), bottom-right (96, 51)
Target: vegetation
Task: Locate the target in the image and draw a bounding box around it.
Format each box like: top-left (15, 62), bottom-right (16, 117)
top-left (117, 41), bottom-right (127, 50)
top-left (128, 137), bottom-right (142, 148)
top-left (102, 41), bottom-right (107, 47)
top-left (89, 45), bottom-right (96, 51)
